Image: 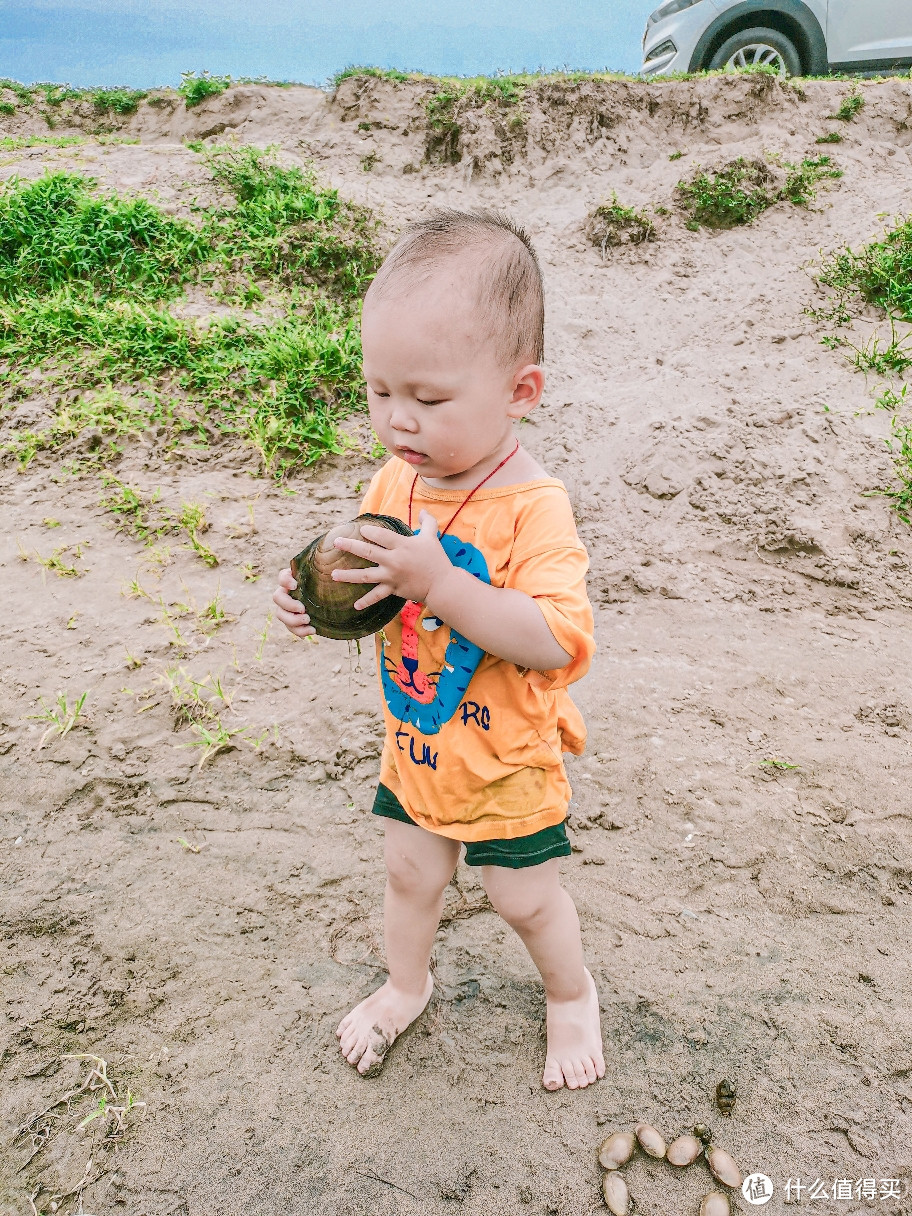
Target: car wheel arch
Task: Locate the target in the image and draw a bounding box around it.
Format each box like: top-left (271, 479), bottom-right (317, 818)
top-left (688, 0), bottom-right (828, 75)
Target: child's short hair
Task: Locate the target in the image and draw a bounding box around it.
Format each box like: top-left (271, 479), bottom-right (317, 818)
top-left (368, 208), bottom-right (545, 368)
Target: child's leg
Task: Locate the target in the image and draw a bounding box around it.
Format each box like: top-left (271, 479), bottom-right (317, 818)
top-left (481, 859), bottom-right (605, 1091)
top-left (337, 818), bottom-right (461, 1076)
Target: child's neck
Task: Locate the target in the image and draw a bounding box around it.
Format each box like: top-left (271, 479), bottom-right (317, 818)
top-left (420, 440), bottom-right (547, 491)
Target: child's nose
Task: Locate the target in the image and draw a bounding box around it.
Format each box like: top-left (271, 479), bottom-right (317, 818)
top-left (389, 403), bottom-right (417, 432)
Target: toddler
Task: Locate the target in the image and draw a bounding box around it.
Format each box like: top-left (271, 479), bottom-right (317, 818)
top-left (273, 209), bottom-right (604, 1091)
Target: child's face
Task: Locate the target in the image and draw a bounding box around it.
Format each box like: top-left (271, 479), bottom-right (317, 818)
top-left (361, 270), bottom-right (540, 482)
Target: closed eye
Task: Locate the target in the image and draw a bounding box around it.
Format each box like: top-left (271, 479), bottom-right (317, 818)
top-left (417, 398), bottom-right (444, 406)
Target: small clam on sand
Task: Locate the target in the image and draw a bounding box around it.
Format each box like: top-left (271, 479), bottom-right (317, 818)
top-left (700, 1192), bottom-right (731, 1216)
top-left (715, 1079), bottom-right (736, 1115)
top-left (598, 1131), bottom-right (636, 1170)
top-left (707, 1145), bottom-right (742, 1188)
top-left (667, 1133), bottom-right (704, 1166)
top-left (634, 1122), bottom-right (666, 1159)
top-left (602, 1171), bottom-right (631, 1215)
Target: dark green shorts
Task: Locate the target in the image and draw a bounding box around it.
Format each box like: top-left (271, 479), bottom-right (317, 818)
top-left (371, 783), bottom-right (571, 869)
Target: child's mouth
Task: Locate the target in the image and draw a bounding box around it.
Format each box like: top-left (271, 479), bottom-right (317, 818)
top-left (396, 446), bottom-right (427, 465)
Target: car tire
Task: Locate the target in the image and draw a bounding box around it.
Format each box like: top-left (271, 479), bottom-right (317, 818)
top-left (707, 26), bottom-right (803, 77)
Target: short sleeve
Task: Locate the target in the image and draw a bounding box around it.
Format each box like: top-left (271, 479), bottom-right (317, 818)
top-left (505, 544), bottom-right (595, 692)
top-left (359, 459), bottom-right (397, 516)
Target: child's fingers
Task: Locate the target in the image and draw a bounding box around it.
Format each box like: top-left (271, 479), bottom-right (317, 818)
top-left (331, 565), bottom-right (387, 585)
top-left (273, 586), bottom-right (306, 613)
top-left (353, 584), bottom-right (395, 611)
top-left (356, 524), bottom-right (401, 548)
top-left (416, 510), bottom-right (439, 537)
top-left (333, 534), bottom-right (387, 563)
top-left (277, 567), bottom-right (297, 591)
top-left (275, 604), bottom-right (310, 629)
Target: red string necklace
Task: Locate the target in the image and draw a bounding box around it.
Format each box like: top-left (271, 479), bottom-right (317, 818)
top-left (407, 437), bottom-right (520, 537)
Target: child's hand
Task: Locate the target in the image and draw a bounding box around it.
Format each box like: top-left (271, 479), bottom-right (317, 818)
top-left (272, 567), bottom-right (316, 638)
top-left (332, 511), bottom-right (453, 609)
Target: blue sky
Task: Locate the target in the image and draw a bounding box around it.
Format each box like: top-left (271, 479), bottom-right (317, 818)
top-left (2, 1), bottom-right (651, 87)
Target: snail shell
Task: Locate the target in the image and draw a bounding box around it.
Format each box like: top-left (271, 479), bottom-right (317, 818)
top-left (715, 1078), bottom-right (736, 1115)
top-left (707, 1146), bottom-right (742, 1188)
top-left (700, 1193), bottom-right (731, 1216)
top-left (667, 1133), bottom-right (703, 1166)
top-left (634, 1122), bottom-right (666, 1159)
top-left (289, 513), bottom-right (412, 640)
top-left (597, 1131), bottom-right (636, 1170)
top-left (602, 1171), bottom-right (630, 1215)
top-left (693, 1123), bottom-right (714, 1145)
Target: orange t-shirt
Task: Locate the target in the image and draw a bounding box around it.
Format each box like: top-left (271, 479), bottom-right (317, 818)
top-left (359, 458), bottom-right (595, 843)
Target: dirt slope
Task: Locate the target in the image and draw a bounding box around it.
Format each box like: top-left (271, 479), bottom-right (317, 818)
top-left (1, 75), bottom-right (911, 1216)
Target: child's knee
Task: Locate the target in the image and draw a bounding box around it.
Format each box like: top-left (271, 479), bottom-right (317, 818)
top-left (385, 846), bottom-right (450, 901)
top-left (484, 872), bottom-right (552, 932)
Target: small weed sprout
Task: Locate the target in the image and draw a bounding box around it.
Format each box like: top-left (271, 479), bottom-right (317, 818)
top-left (585, 194), bottom-right (656, 255)
top-left (781, 155), bottom-right (842, 207)
top-left (759, 757), bottom-right (801, 771)
top-left (876, 384), bottom-right (908, 411)
top-left (30, 545), bottom-right (84, 578)
top-left (177, 501), bottom-right (219, 567)
top-left (184, 719), bottom-right (248, 768)
top-left (254, 612), bottom-right (273, 661)
top-left (28, 690), bottom-right (89, 748)
top-left (830, 88), bottom-right (865, 122)
top-left (816, 130), bottom-right (843, 144)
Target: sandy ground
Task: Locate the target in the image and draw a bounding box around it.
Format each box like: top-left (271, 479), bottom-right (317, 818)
top-left (2, 74), bottom-right (912, 1216)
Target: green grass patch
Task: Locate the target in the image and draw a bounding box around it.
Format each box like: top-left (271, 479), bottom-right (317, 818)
top-left (817, 220), bottom-right (912, 524)
top-left (0, 134), bottom-right (86, 152)
top-left (0, 146), bottom-right (382, 477)
top-left (818, 218), bottom-right (912, 322)
top-left (677, 157), bottom-right (777, 229)
top-left (679, 154), bottom-right (841, 229)
top-left (424, 76), bottom-right (528, 165)
top-left (179, 70), bottom-right (231, 108)
top-left (883, 417), bottom-right (912, 525)
top-left (829, 88), bottom-right (865, 121)
top-left (0, 78), bottom-right (37, 105)
top-left (0, 172), bottom-right (208, 300)
top-left (585, 194), bottom-right (656, 253)
top-left (816, 131), bottom-right (843, 144)
top-left (331, 65), bottom-right (414, 86)
top-left (781, 155), bottom-right (842, 207)
top-left (89, 87), bottom-right (148, 114)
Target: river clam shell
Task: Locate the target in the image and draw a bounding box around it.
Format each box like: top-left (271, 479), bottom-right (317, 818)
top-left (707, 1146), bottom-right (742, 1188)
top-left (290, 513), bottom-right (412, 641)
top-left (700, 1192), bottom-right (731, 1216)
top-left (597, 1131), bottom-right (635, 1170)
top-left (667, 1133), bottom-right (703, 1166)
top-left (602, 1171), bottom-right (630, 1215)
top-left (634, 1122), bottom-right (666, 1159)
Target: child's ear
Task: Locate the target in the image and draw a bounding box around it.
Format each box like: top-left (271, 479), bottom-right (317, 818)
top-left (507, 364), bottom-right (545, 418)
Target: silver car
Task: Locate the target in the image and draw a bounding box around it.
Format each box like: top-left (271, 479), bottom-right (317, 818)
top-left (642, 0), bottom-right (912, 77)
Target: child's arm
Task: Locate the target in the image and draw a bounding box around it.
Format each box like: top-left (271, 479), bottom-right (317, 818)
top-left (332, 511), bottom-right (573, 672)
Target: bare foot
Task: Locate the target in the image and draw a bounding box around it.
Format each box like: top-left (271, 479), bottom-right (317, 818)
top-left (541, 968), bottom-right (605, 1091)
top-left (336, 973), bottom-right (433, 1077)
